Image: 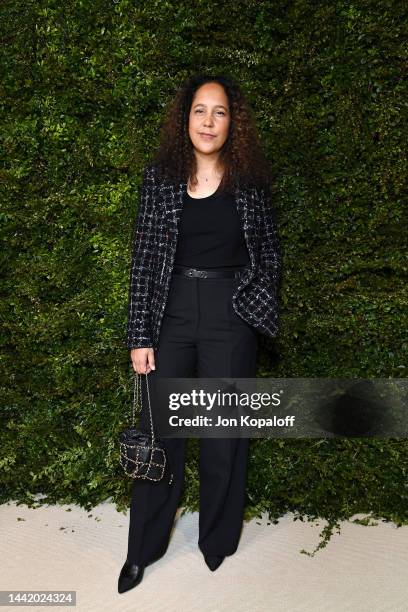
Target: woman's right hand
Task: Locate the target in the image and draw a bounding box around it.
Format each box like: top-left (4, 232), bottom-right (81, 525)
top-left (130, 348), bottom-right (156, 374)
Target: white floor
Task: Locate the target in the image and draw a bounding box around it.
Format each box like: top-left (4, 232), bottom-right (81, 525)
top-left (1, 500), bottom-right (407, 612)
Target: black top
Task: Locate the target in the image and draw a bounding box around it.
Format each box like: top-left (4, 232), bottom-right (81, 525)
top-left (174, 186), bottom-right (250, 271)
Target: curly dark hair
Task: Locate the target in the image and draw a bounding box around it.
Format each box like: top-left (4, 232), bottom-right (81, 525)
top-left (150, 73), bottom-right (272, 196)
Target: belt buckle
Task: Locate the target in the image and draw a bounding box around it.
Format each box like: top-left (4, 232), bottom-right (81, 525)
top-left (187, 268), bottom-right (206, 278)
top-left (187, 268), bottom-right (208, 278)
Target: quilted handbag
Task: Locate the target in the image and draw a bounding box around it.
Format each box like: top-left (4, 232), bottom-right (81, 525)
top-left (119, 371), bottom-right (173, 484)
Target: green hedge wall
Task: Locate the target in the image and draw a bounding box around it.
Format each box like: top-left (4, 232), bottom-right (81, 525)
top-left (1, 0), bottom-right (407, 552)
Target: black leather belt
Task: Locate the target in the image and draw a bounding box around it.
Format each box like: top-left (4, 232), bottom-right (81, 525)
top-left (173, 265), bottom-right (247, 279)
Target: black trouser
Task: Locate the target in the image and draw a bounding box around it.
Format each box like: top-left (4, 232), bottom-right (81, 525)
top-left (126, 270), bottom-right (258, 565)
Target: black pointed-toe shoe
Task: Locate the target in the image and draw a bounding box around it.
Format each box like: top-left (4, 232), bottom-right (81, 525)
top-left (204, 555), bottom-right (225, 572)
top-left (118, 561), bottom-right (145, 593)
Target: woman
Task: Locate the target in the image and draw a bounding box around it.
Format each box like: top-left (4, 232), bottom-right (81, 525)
top-left (119, 74), bottom-right (282, 593)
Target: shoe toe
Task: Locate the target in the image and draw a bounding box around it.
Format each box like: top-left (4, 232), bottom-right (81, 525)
top-left (118, 562), bottom-right (145, 593)
top-left (204, 555), bottom-right (225, 571)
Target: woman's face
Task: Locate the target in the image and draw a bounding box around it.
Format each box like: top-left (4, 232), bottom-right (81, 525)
top-left (188, 82), bottom-right (231, 158)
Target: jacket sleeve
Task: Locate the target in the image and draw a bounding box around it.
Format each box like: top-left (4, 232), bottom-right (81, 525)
top-left (125, 165), bottom-right (156, 349)
top-left (258, 188), bottom-right (282, 296)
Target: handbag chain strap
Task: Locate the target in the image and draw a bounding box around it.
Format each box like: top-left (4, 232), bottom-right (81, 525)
top-left (132, 371), bottom-right (156, 445)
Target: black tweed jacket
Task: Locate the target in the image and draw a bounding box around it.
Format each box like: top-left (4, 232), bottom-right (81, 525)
top-left (125, 164), bottom-right (282, 350)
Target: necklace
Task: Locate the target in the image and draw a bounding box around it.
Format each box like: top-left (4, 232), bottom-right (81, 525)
top-left (188, 170), bottom-right (222, 191)
top-left (197, 171), bottom-right (222, 183)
